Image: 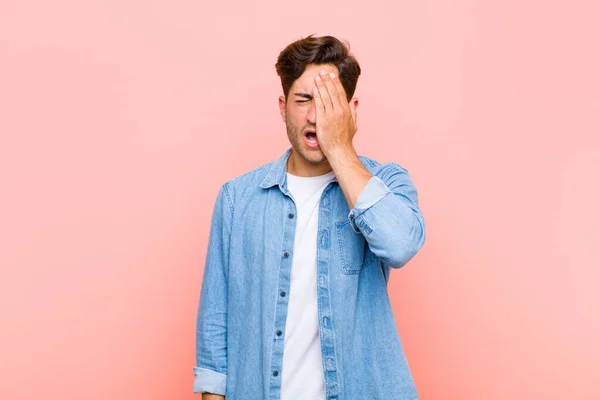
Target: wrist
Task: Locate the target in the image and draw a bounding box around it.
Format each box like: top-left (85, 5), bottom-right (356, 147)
top-left (326, 145), bottom-right (359, 171)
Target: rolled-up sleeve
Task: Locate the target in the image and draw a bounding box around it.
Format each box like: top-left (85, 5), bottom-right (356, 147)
top-left (348, 164), bottom-right (425, 269)
top-left (193, 184), bottom-right (233, 395)
top-left (193, 367), bottom-right (227, 395)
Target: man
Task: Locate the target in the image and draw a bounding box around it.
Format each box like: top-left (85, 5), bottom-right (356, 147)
top-left (193, 35), bottom-right (426, 400)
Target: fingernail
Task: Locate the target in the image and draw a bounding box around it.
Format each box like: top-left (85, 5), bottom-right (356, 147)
top-left (313, 86), bottom-right (318, 93)
top-left (315, 75), bottom-right (321, 81)
top-left (330, 73), bottom-right (336, 79)
top-left (320, 70), bottom-right (327, 76)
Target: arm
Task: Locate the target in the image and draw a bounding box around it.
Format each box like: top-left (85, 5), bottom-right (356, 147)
top-left (343, 162), bottom-right (425, 268)
top-left (313, 70), bottom-right (425, 268)
top-left (193, 184), bottom-right (233, 396)
top-left (330, 150), bottom-right (425, 269)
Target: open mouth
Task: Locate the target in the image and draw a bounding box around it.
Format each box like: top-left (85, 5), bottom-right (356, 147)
top-left (304, 130), bottom-right (319, 147)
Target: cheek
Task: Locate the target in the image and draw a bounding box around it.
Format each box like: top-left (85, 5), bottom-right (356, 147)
top-left (289, 106), bottom-right (309, 121)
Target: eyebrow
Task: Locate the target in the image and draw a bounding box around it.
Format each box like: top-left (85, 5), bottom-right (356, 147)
top-left (293, 92), bottom-right (313, 100)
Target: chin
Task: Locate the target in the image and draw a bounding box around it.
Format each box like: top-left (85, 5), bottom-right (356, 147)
top-left (290, 140), bottom-right (327, 164)
top-left (304, 151), bottom-right (327, 164)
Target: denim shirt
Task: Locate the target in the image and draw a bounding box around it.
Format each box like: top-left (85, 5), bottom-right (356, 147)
top-left (194, 149), bottom-right (426, 400)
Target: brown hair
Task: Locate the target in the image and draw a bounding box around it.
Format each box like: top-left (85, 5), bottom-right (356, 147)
top-left (275, 35), bottom-right (361, 101)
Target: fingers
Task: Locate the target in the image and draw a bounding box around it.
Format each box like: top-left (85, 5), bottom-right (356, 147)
top-left (319, 70), bottom-right (343, 112)
top-left (313, 85), bottom-right (325, 116)
top-left (314, 70), bottom-right (351, 114)
top-left (314, 74), bottom-right (333, 113)
top-left (330, 72), bottom-right (349, 108)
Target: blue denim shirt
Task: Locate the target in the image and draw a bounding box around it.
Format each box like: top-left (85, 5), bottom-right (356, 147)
top-left (194, 149), bottom-right (426, 399)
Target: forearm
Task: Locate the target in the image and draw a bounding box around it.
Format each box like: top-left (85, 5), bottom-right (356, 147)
top-left (352, 186), bottom-right (424, 267)
top-left (339, 161), bottom-right (425, 268)
top-left (327, 146), bottom-right (372, 209)
top-left (194, 185), bottom-right (231, 396)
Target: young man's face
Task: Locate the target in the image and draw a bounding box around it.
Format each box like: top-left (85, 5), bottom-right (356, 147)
top-left (279, 63), bottom-right (340, 169)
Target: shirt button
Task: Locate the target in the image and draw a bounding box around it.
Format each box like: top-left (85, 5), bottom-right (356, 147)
top-left (288, 213), bottom-right (294, 219)
top-left (319, 275), bottom-right (326, 287)
top-left (273, 370), bottom-right (279, 377)
top-left (283, 252), bottom-right (289, 258)
top-left (323, 317), bottom-right (329, 327)
top-left (277, 330), bottom-right (282, 336)
top-left (280, 291), bottom-right (286, 297)
top-left (322, 198), bottom-right (328, 206)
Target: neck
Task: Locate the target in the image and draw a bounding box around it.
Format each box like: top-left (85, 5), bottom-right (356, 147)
top-left (287, 150), bottom-right (332, 177)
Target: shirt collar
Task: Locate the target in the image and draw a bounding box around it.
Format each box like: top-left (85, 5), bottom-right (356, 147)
top-left (260, 148), bottom-right (292, 189)
top-left (259, 148), bottom-right (338, 190)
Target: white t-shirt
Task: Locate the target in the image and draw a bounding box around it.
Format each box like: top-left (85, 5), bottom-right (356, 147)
top-left (281, 170), bottom-right (336, 400)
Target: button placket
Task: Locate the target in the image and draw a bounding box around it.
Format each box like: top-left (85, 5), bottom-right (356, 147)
top-left (319, 275), bottom-right (327, 288)
top-left (315, 186), bottom-right (340, 399)
top-left (269, 199), bottom-right (296, 398)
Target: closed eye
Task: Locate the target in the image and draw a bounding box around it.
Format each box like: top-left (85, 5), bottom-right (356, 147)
top-left (294, 92), bottom-right (313, 103)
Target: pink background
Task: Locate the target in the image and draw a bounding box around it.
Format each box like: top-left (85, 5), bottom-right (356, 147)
top-left (1, 0), bottom-right (599, 399)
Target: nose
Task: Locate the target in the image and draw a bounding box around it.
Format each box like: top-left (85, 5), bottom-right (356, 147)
top-left (307, 102), bottom-right (316, 124)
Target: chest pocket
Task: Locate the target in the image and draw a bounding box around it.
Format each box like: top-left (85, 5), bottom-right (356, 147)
top-left (336, 219), bottom-right (377, 275)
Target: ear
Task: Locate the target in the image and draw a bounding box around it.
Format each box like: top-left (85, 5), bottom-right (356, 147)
top-left (278, 95), bottom-right (286, 123)
top-left (350, 97), bottom-right (359, 124)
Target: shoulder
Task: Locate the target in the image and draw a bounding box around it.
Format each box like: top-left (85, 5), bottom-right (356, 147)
top-left (219, 159), bottom-right (275, 203)
top-left (227, 160), bottom-right (273, 186)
